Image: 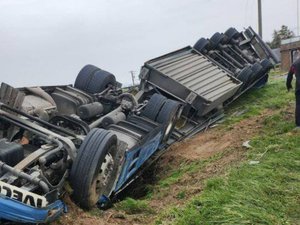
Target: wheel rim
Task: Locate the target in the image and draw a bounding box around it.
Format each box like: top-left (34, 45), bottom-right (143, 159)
top-left (164, 111), bottom-right (177, 140)
top-left (165, 121), bottom-right (174, 138)
top-left (95, 153), bottom-right (114, 194)
top-left (90, 148), bottom-right (115, 204)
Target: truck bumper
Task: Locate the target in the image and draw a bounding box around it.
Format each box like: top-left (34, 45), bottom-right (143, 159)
top-left (0, 196), bottom-right (66, 223)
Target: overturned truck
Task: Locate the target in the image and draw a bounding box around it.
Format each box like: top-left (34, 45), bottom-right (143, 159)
top-left (0, 27), bottom-right (278, 223)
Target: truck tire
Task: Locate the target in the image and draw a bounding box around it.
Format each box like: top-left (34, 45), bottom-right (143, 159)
top-left (260, 58), bottom-right (273, 72)
top-left (74, 65), bottom-right (100, 91)
top-left (85, 70), bottom-right (116, 94)
top-left (224, 27), bottom-right (239, 41)
top-left (70, 128), bottom-right (118, 209)
top-left (210, 32), bottom-right (224, 48)
top-left (156, 99), bottom-right (180, 141)
top-left (75, 65), bottom-right (116, 94)
top-left (251, 62), bottom-right (263, 81)
top-left (237, 66), bottom-right (253, 86)
top-left (142, 93), bottom-right (167, 121)
top-left (194, 38), bottom-right (210, 53)
top-left (251, 62), bottom-right (263, 75)
top-left (253, 74), bottom-right (269, 88)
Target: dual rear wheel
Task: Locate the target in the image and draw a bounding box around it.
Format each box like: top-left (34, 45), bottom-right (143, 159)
top-left (142, 94), bottom-right (181, 141)
top-left (74, 65), bottom-right (117, 94)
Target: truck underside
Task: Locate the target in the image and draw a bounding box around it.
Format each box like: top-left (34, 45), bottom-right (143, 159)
top-left (0, 26), bottom-right (278, 223)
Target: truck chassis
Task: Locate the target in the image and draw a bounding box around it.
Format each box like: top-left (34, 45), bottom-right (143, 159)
top-left (0, 26), bottom-right (277, 223)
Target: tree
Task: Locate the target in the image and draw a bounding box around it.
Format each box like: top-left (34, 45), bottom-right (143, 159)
top-left (269, 25), bottom-right (294, 49)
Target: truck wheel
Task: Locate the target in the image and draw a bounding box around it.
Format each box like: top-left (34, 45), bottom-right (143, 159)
top-left (237, 66), bottom-right (253, 87)
top-left (75, 65), bottom-right (116, 94)
top-left (156, 99), bottom-right (180, 141)
top-left (210, 32), bottom-right (224, 48)
top-left (260, 59), bottom-right (273, 72)
top-left (224, 27), bottom-right (239, 41)
top-left (74, 65), bottom-right (100, 91)
top-left (253, 74), bottom-right (269, 88)
top-left (194, 38), bottom-right (210, 53)
top-left (70, 128), bottom-right (118, 209)
top-left (85, 70), bottom-right (116, 94)
top-left (251, 62), bottom-right (263, 81)
top-left (142, 93), bottom-right (167, 121)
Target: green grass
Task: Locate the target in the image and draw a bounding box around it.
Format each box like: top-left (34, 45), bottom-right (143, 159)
top-left (115, 197), bottom-right (154, 215)
top-left (223, 74), bottom-right (293, 126)
top-left (157, 134), bottom-right (300, 224)
top-left (157, 152), bottom-right (224, 189)
top-left (155, 73), bottom-right (294, 192)
top-left (115, 72), bottom-right (300, 224)
top-left (155, 80), bottom-right (300, 225)
top-left (176, 191), bottom-right (186, 200)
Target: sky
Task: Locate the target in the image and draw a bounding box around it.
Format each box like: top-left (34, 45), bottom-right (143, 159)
top-left (0, 0), bottom-right (298, 87)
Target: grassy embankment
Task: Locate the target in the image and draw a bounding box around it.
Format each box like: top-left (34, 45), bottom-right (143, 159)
top-left (115, 70), bottom-right (300, 225)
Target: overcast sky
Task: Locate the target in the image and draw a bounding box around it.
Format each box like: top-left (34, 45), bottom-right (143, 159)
top-left (0, 0), bottom-right (297, 87)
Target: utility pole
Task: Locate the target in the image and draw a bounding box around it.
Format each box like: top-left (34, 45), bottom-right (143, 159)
top-left (297, 0), bottom-right (299, 36)
top-left (258, 0), bottom-right (262, 38)
top-left (130, 71), bottom-right (136, 86)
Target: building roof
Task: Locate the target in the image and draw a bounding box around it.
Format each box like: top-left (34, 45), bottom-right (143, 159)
top-left (281, 36), bottom-right (300, 45)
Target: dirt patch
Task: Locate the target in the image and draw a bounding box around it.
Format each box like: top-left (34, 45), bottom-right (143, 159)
top-left (140, 110), bottom-right (274, 214)
top-left (55, 108), bottom-right (279, 225)
top-left (166, 112), bottom-right (269, 161)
